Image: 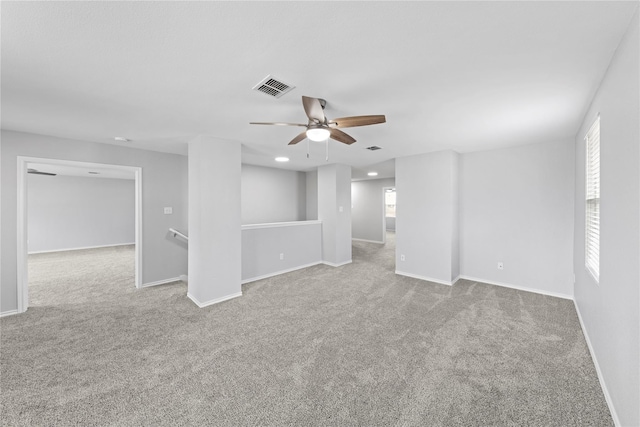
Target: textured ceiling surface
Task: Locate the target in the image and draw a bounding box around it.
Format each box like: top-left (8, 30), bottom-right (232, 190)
top-left (2, 1), bottom-right (637, 179)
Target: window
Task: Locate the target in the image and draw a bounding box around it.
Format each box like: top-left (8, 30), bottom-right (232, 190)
top-left (585, 116), bottom-right (600, 281)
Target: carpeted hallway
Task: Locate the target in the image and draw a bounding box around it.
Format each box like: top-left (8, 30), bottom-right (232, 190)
top-left (1, 235), bottom-right (612, 426)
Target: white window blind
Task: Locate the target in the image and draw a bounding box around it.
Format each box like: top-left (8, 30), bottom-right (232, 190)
top-left (585, 116), bottom-right (600, 281)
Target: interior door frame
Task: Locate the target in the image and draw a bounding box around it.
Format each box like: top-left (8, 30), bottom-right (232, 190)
top-left (382, 186), bottom-right (396, 244)
top-left (16, 156), bottom-right (143, 313)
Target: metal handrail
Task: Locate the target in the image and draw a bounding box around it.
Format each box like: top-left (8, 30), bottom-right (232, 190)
top-left (169, 228), bottom-right (188, 241)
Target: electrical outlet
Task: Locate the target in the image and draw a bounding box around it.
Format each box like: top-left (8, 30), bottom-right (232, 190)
top-left (497, 262), bottom-right (504, 270)
top-left (280, 253), bottom-right (284, 260)
top-left (401, 254), bottom-right (406, 262)
top-left (163, 207), bottom-right (173, 215)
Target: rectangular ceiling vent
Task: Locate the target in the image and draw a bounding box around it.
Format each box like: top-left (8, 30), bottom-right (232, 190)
top-left (252, 75), bottom-right (295, 98)
top-left (365, 146), bottom-right (382, 151)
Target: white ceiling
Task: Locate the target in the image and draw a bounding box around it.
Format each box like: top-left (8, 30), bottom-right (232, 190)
top-left (2, 1), bottom-right (637, 179)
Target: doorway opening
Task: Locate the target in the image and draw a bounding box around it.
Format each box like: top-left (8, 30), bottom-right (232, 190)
top-left (382, 186), bottom-right (396, 244)
top-left (16, 157), bottom-right (142, 313)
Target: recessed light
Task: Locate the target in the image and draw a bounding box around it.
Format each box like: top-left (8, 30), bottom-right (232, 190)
top-left (114, 137), bottom-right (129, 142)
top-left (275, 157), bottom-right (289, 162)
top-left (367, 172), bottom-right (378, 176)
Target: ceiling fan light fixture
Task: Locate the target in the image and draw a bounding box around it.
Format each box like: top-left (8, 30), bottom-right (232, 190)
top-left (306, 128), bottom-right (330, 142)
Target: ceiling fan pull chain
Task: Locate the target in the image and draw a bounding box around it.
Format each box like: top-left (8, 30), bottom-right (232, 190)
top-left (307, 140), bottom-right (310, 158)
top-left (325, 138), bottom-right (329, 162)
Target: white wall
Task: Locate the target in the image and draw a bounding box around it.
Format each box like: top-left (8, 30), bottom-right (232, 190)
top-left (573, 9), bottom-right (639, 426)
top-left (27, 175), bottom-right (135, 253)
top-left (188, 136), bottom-right (241, 307)
top-left (241, 164), bottom-right (306, 225)
top-left (396, 150), bottom-right (459, 285)
top-left (459, 140), bottom-right (575, 298)
top-left (1, 130), bottom-right (188, 314)
top-left (241, 221), bottom-right (322, 282)
top-left (351, 178), bottom-right (395, 243)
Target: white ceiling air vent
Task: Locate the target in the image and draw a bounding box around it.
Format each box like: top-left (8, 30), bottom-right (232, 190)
top-left (365, 146), bottom-right (382, 151)
top-left (252, 75), bottom-right (295, 98)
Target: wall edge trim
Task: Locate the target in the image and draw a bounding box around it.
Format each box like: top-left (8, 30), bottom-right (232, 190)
top-left (458, 275), bottom-right (573, 300)
top-left (395, 270), bottom-right (454, 286)
top-left (242, 220), bottom-right (321, 230)
top-left (323, 260), bottom-right (352, 267)
top-left (0, 310), bottom-right (19, 318)
top-left (187, 291), bottom-right (242, 308)
top-left (242, 261), bottom-right (323, 284)
top-left (28, 242), bottom-right (135, 255)
top-left (352, 238), bottom-right (384, 244)
top-left (574, 300), bottom-right (621, 426)
top-left (141, 277), bottom-right (182, 288)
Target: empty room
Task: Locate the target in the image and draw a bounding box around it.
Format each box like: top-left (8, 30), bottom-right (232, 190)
top-left (1, 2), bottom-right (638, 426)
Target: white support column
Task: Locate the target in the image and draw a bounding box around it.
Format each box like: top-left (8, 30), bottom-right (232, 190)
top-left (317, 163), bottom-right (352, 266)
top-left (187, 136), bottom-right (242, 307)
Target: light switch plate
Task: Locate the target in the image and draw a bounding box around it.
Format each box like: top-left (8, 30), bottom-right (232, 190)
top-left (164, 207), bottom-right (173, 214)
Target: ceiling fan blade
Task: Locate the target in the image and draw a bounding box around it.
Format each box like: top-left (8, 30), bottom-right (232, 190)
top-left (329, 128), bottom-right (356, 145)
top-left (302, 96), bottom-right (325, 124)
top-left (250, 122), bottom-right (307, 127)
top-left (328, 115), bottom-right (386, 128)
top-left (288, 131), bottom-right (308, 145)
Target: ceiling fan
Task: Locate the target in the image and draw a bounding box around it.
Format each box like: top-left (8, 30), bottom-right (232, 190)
top-left (250, 96), bottom-right (386, 145)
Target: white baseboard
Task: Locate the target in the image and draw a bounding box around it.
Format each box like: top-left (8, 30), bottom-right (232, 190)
top-left (141, 277), bottom-right (183, 288)
top-left (28, 242), bottom-right (135, 255)
top-left (179, 274), bottom-right (188, 283)
top-left (574, 300), bottom-right (620, 426)
top-left (458, 275), bottom-right (573, 300)
top-left (0, 310), bottom-right (18, 318)
top-left (323, 259), bottom-right (352, 267)
top-left (242, 261), bottom-right (322, 284)
top-left (352, 238), bottom-right (384, 244)
top-left (187, 291), bottom-right (242, 308)
top-left (395, 270), bottom-right (454, 286)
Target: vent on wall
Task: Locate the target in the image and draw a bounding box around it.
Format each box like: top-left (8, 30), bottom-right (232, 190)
top-left (365, 146), bottom-right (382, 151)
top-left (252, 75), bottom-right (295, 98)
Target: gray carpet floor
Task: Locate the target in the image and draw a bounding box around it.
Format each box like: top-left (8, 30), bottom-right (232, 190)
top-left (1, 234), bottom-right (612, 426)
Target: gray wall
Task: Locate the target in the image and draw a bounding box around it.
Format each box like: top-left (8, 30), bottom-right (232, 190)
top-left (318, 164), bottom-right (352, 265)
top-left (1, 130), bottom-right (188, 314)
top-left (396, 150), bottom-right (459, 284)
top-left (459, 140), bottom-right (575, 298)
top-left (27, 175), bottom-right (135, 253)
top-left (241, 164), bottom-right (306, 225)
top-left (573, 9), bottom-right (639, 426)
top-left (351, 178), bottom-right (395, 242)
top-left (241, 221), bottom-right (322, 282)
